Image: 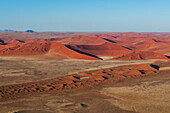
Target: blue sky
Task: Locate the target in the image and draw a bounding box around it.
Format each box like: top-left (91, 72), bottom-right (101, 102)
top-left (0, 0), bottom-right (170, 32)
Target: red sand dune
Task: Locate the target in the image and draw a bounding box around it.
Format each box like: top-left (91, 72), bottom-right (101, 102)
top-left (57, 35), bottom-right (107, 45)
top-left (133, 38), bottom-right (170, 56)
top-left (68, 42), bottom-right (132, 57)
top-left (96, 33), bottom-right (168, 44)
top-left (0, 41), bottom-right (51, 55)
top-left (0, 39), bottom-right (25, 44)
top-left (133, 38), bottom-right (159, 45)
top-left (0, 63), bottom-right (160, 101)
top-left (114, 51), bottom-right (169, 60)
top-left (46, 42), bottom-right (100, 60)
top-left (0, 32), bottom-right (170, 60)
top-left (0, 41), bottom-right (100, 60)
top-left (95, 33), bottom-right (146, 43)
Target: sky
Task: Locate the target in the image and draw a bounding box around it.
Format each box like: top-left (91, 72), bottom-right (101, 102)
top-left (0, 0), bottom-right (170, 32)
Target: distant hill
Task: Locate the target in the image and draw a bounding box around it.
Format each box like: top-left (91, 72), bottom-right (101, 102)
top-left (25, 30), bottom-right (35, 33)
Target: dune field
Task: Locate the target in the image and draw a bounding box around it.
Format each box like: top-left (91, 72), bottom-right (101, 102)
top-left (0, 32), bottom-right (169, 113)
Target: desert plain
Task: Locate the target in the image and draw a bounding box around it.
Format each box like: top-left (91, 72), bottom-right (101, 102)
top-left (0, 32), bottom-right (169, 113)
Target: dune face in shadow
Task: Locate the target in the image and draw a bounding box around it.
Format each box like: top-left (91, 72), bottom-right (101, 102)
top-left (150, 64), bottom-right (160, 70)
top-left (102, 38), bottom-right (117, 43)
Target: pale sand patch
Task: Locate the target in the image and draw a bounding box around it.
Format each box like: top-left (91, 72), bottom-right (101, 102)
top-left (159, 67), bottom-right (170, 70)
top-left (101, 80), bottom-right (170, 113)
top-left (46, 99), bottom-right (86, 109)
top-left (99, 56), bottom-right (114, 60)
top-left (0, 56), bottom-right (46, 61)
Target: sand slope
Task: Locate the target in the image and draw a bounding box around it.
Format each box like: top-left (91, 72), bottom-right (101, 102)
top-left (114, 51), bottom-right (169, 60)
top-left (0, 41), bottom-right (101, 60)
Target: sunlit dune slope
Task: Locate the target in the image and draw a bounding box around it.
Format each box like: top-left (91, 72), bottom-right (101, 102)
top-left (57, 35), bottom-right (107, 45)
top-left (68, 42), bottom-right (132, 57)
top-left (114, 51), bottom-right (169, 60)
top-left (0, 41), bottom-right (101, 60)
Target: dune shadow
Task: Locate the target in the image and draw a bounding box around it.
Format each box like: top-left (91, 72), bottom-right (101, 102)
top-left (65, 45), bottom-right (103, 60)
top-left (45, 38), bottom-right (57, 41)
top-left (121, 46), bottom-right (133, 50)
top-left (150, 64), bottom-right (160, 70)
top-left (165, 55), bottom-right (170, 58)
top-left (0, 40), bottom-right (8, 45)
top-left (102, 38), bottom-right (117, 43)
top-left (16, 39), bottom-right (25, 43)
